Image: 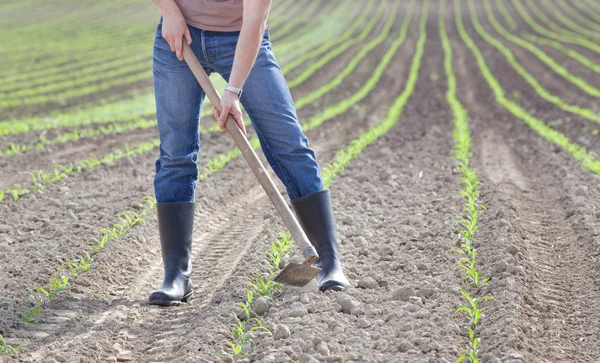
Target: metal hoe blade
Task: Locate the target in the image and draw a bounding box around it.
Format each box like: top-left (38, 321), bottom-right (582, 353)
top-left (274, 259), bottom-right (321, 287)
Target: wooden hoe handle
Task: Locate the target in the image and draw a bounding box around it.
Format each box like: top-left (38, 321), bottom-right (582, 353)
top-left (182, 43), bottom-right (318, 262)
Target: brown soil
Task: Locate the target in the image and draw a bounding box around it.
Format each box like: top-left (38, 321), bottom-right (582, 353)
top-left (2, 1), bottom-right (600, 362)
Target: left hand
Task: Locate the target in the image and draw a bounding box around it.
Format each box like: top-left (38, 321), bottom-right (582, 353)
top-left (213, 91), bottom-right (247, 136)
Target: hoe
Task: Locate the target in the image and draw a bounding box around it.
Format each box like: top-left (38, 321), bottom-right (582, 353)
top-left (182, 43), bottom-right (320, 287)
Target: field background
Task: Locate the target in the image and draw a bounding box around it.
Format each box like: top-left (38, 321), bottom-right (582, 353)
top-left (1, 0), bottom-right (600, 362)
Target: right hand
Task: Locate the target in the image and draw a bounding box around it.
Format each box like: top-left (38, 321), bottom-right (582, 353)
top-left (161, 13), bottom-right (192, 61)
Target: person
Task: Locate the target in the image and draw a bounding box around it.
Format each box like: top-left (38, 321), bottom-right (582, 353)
top-left (150, 0), bottom-right (350, 306)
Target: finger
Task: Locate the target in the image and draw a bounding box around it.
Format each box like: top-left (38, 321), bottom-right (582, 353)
top-left (166, 36), bottom-right (174, 52)
top-left (184, 27), bottom-right (192, 45)
top-left (212, 106), bottom-right (220, 119)
top-left (233, 111), bottom-right (247, 136)
top-left (219, 105), bottom-right (231, 131)
top-left (175, 36), bottom-right (183, 61)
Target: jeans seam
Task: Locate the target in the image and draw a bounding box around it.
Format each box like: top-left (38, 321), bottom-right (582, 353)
top-left (253, 123), bottom-right (298, 199)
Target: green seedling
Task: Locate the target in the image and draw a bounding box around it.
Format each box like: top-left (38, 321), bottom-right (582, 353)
top-left (458, 332), bottom-right (480, 363)
top-left (455, 289), bottom-right (495, 329)
top-left (0, 333), bottom-right (24, 358)
top-left (20, 307), bottom-right (41, 324)
top-left (246, 273), bottom-right (284, 298)
top-left (92, 233), bottom-right (111, 252)
top-left (457, 251), bottom-right (489, 288)
top-left (65, 253), bottom-right (93, 276)
top-left (34, 269), bottom-right (69, 301)
top-left (219, 316), bottom-right (270, 358)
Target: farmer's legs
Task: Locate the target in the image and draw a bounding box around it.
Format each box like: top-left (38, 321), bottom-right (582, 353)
top-left (153, 22), bottom-right (211, 203)
top-left (151, 22), bottom-right (212, 305)
top-left (209, 30), bottom-right (323, 200)
top-left (209, 30), bottom-right (349, 291)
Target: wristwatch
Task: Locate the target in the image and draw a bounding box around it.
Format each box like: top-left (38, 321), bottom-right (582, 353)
top-left (225, 84), bottom-right (243, 98)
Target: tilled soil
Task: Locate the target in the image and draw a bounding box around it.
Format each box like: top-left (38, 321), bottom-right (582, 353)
top-left (3, 0), bottom-right (600, 362)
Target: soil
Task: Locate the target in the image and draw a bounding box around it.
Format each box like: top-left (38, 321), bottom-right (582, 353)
top-left (2, 0), bottom-right (600, 362)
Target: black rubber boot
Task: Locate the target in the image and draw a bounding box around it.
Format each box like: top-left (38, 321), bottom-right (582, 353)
top-left (291, 189), bottom-right (350, 292)
top-left (149, 201), bottom-right (195, 306)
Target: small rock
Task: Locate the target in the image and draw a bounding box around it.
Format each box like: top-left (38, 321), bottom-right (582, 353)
top-left (397, 339), bottom-right (412, 352)
top-left (506, 245), bottom-right (519, 255)
top-left (53, 354), bottom-right (67, 363)
top-left (290, 307), bottom-right (308, 318)
top-left (380, 246), bottom-right (394, 256)
top-left (575, 185), bottom-right (588, 196)
top-left (358, 318), bottom-right (371, 328)
top-left (337, 294), bottom-right (358, 314)
top-left (315, 341), bottom-right (330, 356)
top-left (416, 287), bottom-right (435, 298)
top-left (342, 216), bottom-right (355, 225)
top-left (299, 353), bottom-right (320, 363)
top-left (262, 352), bottom-right (291, 363)
top-left (300, 293), bottom-right (310, 304)
top-left (357, 276), bottom-right (378, 289)
top-left (416, 263), bottom-right (428, 271)
top-left (274, 324), bottom-right (291, 340)
top-left (392, 287), bottom-right (415, 301)
top-left (495, 261), bottom-right (509, 274)
top-left (116, 351), bottom-right (133, 362)
top-left (34, 332), bottom-right (49, 339)
top-left (252, 296), bottom-right (271, 316)
top-left (0, 225), bottom-right (10, 233)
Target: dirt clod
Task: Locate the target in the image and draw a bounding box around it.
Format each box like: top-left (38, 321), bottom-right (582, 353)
top-left (392, 287), bottom-right (416, 302)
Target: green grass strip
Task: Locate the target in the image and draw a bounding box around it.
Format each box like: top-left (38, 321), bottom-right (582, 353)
top-left (539, 0), bottom-right (600, 39)
top-left (457, 0), bottom-right (600, 175)
top-left (442, 2), bottom-right (493, 361)
top-left (269, 0), bottom-right (323, 42)
top-left (509, 0), bottom-right (600, 55)
top-left (572, 0), bottom-right (600, 24)
top-left (281, 0), bottom-right (375, 74)
top-left (294, 0), bottom-right (400, 109)
top-left (322, 0), bottom-right (427, 187)
top-left (523, 34), bottom-right (600, 74)
top-left (554, 0), bottom-right (600, 33)
top-left (494, 0), bottom-right (518, 30)
top-left (0, 139), bottom-right (160, 202)
top-left (480, 0), bottom-right (600, 99)
top-left (287, 0), bottom-right (389, 89)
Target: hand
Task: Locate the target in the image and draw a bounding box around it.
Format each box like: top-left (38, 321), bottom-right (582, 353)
top-left (161, 12), bottom-right (192, 61)
top-left (213, 91), bottom-right (247, 136)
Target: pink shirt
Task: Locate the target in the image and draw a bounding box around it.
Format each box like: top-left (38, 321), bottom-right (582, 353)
top-left (175, 0), bottom-right (244, 32)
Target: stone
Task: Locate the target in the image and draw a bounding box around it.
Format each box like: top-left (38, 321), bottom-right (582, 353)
top-left (337, 294), bottom-right (358, 314)
top-left (116, 351), bottom-right (133, 362)
top-left (252, 296), bottom-right (271, 316)
top-left (358, 318), bottom-right (371, 328)
top-left (379, 246), bottom-right (394, 256)
top-left (274, 324), bottom-right (291, 340)
top-left (299, 353), bottom-right (320, 363)
top-left (416, 287), bottom-right (436, 298)
top-left (392, 287), bottom-right (415, 301)
top-left (262, 352), bottom-right (291, 363)
top-left (300, 293), bottom-right (310, 304)
top-left (315, 341), bottom-right (330, 356)
top-left (290, 307), bottom-right (308, 318)
top-left (575, 185), bottom-right (588, 196)
top-left (357, 276), bottom-right (378, 289)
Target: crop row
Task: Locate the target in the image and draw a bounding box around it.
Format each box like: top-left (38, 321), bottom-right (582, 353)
top-left (216, 2), bottom-right (427, 357)
top-left (0, 0), bottom-right (387, 159)
top-left (16, 0), bottom-right (412, 320)
top-left (268, 0), bottom-right (324, 42)
top-left (554, 0), bottom-right (600, 32)
top-left (538, 0), bottom-right (600, 39)
top-left (510, 0), bottom-right (600, 55)
top-left (471, 0), bottom-right (600, 124)
top-left (281, 0), bottom-right (375, 75)
top-left (0, 0), bottom-right (300, 98)
top-left (443, 2), bottom-right (494, 361)
top-left (294, 0), bottom-right (399, 108)
top-left (457, 0), bottom-right (600, 176)
top-left (480, 0), bottom-right (600, 99)
top-left (287, 0), bottom-right (388, 89)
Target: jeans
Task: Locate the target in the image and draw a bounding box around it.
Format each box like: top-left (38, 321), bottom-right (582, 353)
top-left (152, 21), bottom-right (324, 203)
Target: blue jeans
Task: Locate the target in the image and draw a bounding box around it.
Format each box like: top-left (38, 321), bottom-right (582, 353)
top-left (152, 22), bottom-right (325, 203)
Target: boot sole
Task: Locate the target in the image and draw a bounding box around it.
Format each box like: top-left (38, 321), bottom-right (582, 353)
top-left (149, 292), bottom-right (194, 306)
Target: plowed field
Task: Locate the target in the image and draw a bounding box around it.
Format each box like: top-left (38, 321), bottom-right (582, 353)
top-left (1, 0), bottom-right (600, 362)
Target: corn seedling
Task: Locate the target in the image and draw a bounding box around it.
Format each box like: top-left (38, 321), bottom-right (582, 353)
top-left (65, 253), bottom-right (93, 276)
top-left (0, 333), bottom-right (24, 358)
top-left (20, 307), bottom-right (41, 324)
top-left (442, 4), bottom-right (494, 362)
top-left (246, 273), bottom-right (284, 298)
